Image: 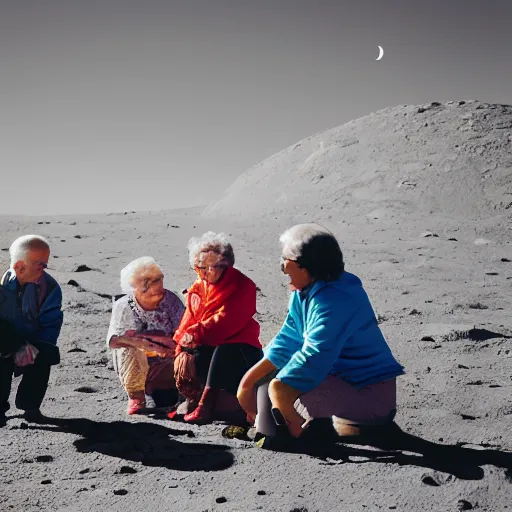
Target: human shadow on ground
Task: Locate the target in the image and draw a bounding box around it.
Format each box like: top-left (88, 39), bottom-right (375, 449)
top-left (269, 421), bottom-right (512, 482)
top-left (24, 416), bottom-right (234, 472)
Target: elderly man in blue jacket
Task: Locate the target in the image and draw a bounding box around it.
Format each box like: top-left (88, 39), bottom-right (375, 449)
top-left (0, 235), bottom-right (63, 426)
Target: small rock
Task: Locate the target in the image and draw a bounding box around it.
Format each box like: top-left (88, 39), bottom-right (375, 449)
top-left (41, 480), bottom-right (52, 485)
top-left (461, 414), bottom-right (477, 420)
top-left (74, 235), bottom-right (82, 239)
top-left (421, 471), bottom-right (454, 486)
top-left (501, 258), bottom-right (511, 262)
top-left (409, 309), bottom-right (421, 315)
top-left (421, 231), bottom-right (439, 238)
top-left (75, 264), bottom-right (92, 272)
top-left (448, 237), bottom-right (458, 241)
top-left (216, 497), bottom-right (227, 504)
top-left (457, 499), bottom-right (473, 510)
top-left (458, 364), bottom-right (469, 369)
top-left (79, 468), bottom-right (90, 474)
top-left (74, 386), bottom-right (98, 393)
top-left (257, 490), bottom-right (266, 495)
top-left (118, 466), bottom-right (137, 474)
top-left (20, 422), bottom-right (28, 430)
top-left (421, 336), bottom-right (435, 342)
top-left (114, 489), bottom-right (128, 496)
top-left (36, 455), bottom-right (54, 463)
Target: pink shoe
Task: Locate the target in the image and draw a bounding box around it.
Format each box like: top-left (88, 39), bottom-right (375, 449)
top-left (127, 398), bottom-right (145, 415)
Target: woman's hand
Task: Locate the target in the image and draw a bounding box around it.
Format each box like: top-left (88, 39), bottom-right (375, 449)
top-left (236, 386), bottom-right (257, 419)
top-left (180, 332), bottom-right (196, 348)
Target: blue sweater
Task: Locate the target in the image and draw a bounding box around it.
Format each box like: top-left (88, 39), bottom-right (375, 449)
top-left (264, 272), bottom-right (404, 393)
top-left (1, 270), bottom-right (63, 345)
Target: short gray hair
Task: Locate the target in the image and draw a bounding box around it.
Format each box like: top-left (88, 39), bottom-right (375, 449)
top-left (279, 223), bottom-right (332, 260)
top-left (187, 231), bottom-right (235, 268)
top-left (120, 256), bottom-right (163, 294)
top-left (9, 235), bottom-right (51, 267)
top-left (280, 223), bottom-right (344, 282)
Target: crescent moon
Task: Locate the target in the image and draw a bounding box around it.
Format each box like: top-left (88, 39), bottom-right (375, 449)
top-left (376, 46), bottom-right (384, 61)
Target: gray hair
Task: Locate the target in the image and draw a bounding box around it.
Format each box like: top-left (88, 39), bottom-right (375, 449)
top-left (9, 234), bottom-right (51, 267)
top-left (279, 223), bottom-right (333, 260)
top-left (279, 223), bottom-right (344, 282)
top-left (120, 256), bottom-right (163, 294)
top-left (187, 231), bottom-right (235, 268)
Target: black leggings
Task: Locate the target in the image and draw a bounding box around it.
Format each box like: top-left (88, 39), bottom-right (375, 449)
top-left (194, 343), bottom-right (263, 395)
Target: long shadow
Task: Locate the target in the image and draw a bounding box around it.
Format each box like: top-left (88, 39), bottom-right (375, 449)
top-left (281, 421), bottom-right (512, 482)
top-left (25, 416), bottom-right (234, 472)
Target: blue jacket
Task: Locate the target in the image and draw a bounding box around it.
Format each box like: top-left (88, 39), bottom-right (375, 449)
top-left (264, 272), bottom-right (404, 393)
top-left (1, 270), bottom-right (63, 345)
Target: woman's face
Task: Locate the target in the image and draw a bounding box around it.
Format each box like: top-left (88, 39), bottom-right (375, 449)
top-left (195, 251), bottom-right (227, 284)
top-left (281, 256), bottom-right (312, 291)
top-left (133, 266), bottom-right (165, 308)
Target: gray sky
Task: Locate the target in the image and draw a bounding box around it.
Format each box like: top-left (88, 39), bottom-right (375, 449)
top-left (1, 0), bottom-right (511, 215)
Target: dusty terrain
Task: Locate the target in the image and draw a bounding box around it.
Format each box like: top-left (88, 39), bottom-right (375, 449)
top-left (1, 101), bottom-right (511, 511)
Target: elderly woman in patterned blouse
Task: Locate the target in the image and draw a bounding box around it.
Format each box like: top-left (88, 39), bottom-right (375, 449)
top-left (107, 257), bottom-right (185, 415)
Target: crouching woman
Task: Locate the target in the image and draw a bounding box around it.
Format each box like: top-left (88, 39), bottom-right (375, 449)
top-left (237, 224), bottom-right (405, 441)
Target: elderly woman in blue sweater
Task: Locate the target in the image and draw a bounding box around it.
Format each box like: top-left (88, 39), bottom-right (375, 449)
top-left (237, 223), bottom-right (404, 440)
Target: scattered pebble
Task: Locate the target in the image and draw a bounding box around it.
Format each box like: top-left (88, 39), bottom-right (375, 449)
top-left (36, 455), bottom-right (54, 463)
top-left (113, 489), bottom-right (128, 496)
top-left (257, 490), bottom-right (266, 496)
top-left (118, 466), bottom-right (137, 474)
top-left (421, 471), bottom-right (454, 486)
top-left (216, 497), bottom-right (227, 504)
top-left (74, 386), bottom-right (98, 393)
top-left (41, 480), bottom-right (52, 485)
top-left (79, 468), bottom-right (90, 474)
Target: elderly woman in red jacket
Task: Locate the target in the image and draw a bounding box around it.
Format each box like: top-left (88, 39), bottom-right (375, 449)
top-left (168, 231), bottom-right (263, 424)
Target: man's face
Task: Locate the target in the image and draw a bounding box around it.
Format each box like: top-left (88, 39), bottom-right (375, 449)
top-left (15, 248), bottom-right (50, 284)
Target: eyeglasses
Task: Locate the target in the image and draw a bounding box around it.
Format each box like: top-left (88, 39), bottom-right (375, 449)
top-left (26, 259), bottom-right (48, 269)
top-left (280, 257), bottom-right (297, 273)
top-left (195, 263), bottom-right (227, 273)
top-left (140, 275), bottom-right (164, 291)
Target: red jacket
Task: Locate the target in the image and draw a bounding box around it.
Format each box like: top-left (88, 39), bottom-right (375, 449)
top-left (174, 266), bottom-right (261, 351)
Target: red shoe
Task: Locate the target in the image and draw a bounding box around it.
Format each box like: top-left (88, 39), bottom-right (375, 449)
top-left (167, 409), bottom-right (179, 420)
top-left (127, 398), bottom-right (145, 415)
top-left (184, 404), bottom-right (212, 424)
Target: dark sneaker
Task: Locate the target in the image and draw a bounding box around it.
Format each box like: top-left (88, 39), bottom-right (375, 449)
top-left (22, 410), bottom-right (46, 423)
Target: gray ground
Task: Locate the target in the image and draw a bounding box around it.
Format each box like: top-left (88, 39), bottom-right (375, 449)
top-left (0, 101), bottom-right (511, 511)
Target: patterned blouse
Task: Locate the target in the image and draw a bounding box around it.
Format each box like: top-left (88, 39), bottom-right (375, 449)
top-left (107, 289), bottom-right (185, 349)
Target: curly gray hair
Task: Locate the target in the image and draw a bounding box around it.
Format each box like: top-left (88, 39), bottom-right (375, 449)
top-left (119, 256), bottom-right (163, 294)
top-left (187, 231), bottom-right (235, 268)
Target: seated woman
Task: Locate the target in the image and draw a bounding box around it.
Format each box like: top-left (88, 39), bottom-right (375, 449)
top-left (168, 231), bottom-right (263, 424)
top-left (237, 223), bottom-right (405, 442)
top-left (107, 257), bottom-right (185, 415)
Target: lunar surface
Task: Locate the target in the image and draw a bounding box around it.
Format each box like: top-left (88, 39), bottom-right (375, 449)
top-left (1, 100), bottom-right (511, 511)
